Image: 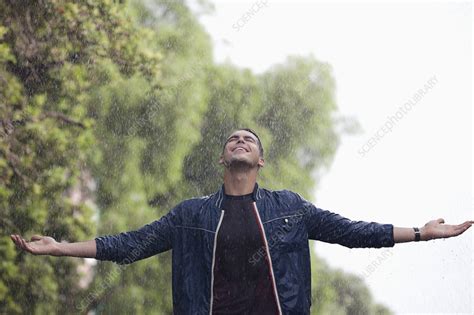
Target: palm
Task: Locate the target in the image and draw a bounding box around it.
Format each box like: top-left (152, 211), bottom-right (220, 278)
top-left (10, 234), bottom-right (59, 256)
top-left (422, 219), bottom-right (473, 240)
top-left (29, 237), bottom-right (57, 254)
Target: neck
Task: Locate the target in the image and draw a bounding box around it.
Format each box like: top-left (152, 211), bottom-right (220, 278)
top-left (223, 168), bottom-right (258, 196)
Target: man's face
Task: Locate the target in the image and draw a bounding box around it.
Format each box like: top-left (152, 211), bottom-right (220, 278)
top-left (219, 130), bottom-right (264, 169)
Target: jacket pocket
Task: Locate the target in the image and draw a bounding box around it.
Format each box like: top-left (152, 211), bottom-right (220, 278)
top-left (264, 214), bottom-right (306, 253)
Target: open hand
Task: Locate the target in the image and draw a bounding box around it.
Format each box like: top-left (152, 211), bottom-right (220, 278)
top-left (10, 234), bottom-right (61, 256)
top-left (421, 219), bottom-right (474, 241)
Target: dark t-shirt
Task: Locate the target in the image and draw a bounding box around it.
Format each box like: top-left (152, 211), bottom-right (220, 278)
top-left (212, 193), bottom-right (279, 314)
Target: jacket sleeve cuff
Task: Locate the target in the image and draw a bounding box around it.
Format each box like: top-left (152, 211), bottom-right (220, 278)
top-left (95, 236), bottom-right (107, 260)
top-left (380, 224), bottom-right (395, 247)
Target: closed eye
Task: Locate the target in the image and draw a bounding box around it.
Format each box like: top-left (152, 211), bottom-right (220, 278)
top-left (225, 134), bottom-right (257, 144)
top-left (225, 136), bottom-right (238, 143)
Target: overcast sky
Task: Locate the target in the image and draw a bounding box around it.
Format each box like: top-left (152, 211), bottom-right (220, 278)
top-left (199, 1), bottom-right (472, 314)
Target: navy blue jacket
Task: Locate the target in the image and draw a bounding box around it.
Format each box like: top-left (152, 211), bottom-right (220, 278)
top-left (95, 184), bottom-right (394, 314)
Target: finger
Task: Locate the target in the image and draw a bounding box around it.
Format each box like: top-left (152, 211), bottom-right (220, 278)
top-left (452, 222), bottom-right (468, 231)
top-left (10, 234), bottom-right (17, 243)
top-left (11, 235), bottom-right (21, 248)
top-left (463, 221), bottom-right (473, 228)
top-left (15, 235), bottom-right (25, 249)
top-left (437, 218), bottom-right (445, 224)
top-left (22, 239), bottom-right (36, 254)
top-left (453, 224), bottom-right (472, 236)
top-left (20, 237), bottom-right (28, 250)
top-left (31, 235), bottom-right (42, 241)
top-left (16, 237), bottom-right (25, 250)
top-left (21, 238), bottom-right (33, 253)
top-left (456, 221), bottom-right (474, 230)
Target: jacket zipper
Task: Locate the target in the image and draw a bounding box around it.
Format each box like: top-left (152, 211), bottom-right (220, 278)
top-left (209, 210), bottom-right (225, 315)
top-left (252, 202), bottom-right (283, 315)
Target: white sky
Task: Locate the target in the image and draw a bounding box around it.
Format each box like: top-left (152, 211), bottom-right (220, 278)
top-left (198, 1), bottom-right (473, 314)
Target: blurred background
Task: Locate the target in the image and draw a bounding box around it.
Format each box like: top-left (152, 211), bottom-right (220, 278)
top-left (0, 0), bottom-right (471, 314)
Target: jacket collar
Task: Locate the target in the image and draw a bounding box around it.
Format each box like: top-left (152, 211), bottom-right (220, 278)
top-left (214, 182), bottom-right (263, 208)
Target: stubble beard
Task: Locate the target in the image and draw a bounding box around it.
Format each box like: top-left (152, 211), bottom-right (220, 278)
top-left (224, 156), bottom-right (259, 171)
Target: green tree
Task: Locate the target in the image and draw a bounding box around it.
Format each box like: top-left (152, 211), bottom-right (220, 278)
top-left (311, 254), bottom-right (393, 315)
top-left (0, 0), bottom-right (160, 313)
top-left (83, 0), bottom-right (213, 313)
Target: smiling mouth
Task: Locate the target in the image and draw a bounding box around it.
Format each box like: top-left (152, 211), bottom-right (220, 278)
top-left (233, 147), bottom-right (248, 152)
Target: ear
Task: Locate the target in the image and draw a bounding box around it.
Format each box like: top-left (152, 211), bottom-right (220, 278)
top-left (258, 158), bottom-right (265, 168)
top-left (219, 155), bottom-right (224, 165)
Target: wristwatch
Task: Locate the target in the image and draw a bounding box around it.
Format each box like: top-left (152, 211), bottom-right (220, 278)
top-left (413, 227), bottom-right (421, 241)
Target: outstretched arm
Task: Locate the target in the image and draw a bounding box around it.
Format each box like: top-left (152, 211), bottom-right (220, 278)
top-left (10, 204), bottom-right (178, 263)
top-left (393, 218), bottom-right (473, 243)
top-left (10, 234), bottom-right (96, 258)
top-left (302, 192), bottom-right (473, 248)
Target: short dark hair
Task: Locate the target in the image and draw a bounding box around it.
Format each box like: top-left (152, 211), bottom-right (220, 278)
top-left (223, 128), bottom-right (264, 158)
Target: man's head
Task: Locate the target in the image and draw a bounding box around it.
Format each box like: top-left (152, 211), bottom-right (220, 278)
top-left (219, 128), bottom-right (265, 169)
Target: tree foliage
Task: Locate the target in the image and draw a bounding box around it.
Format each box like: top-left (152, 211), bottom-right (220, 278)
top-left (0, 0), bottom-right (160, 313)
top-left (1, 0), bottom-right (392, 314)
top-left (311, 255), bottom-right (393, 315)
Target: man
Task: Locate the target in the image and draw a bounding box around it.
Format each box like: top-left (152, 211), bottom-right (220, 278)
top-left (10, 128), bottom-right (474, 314)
